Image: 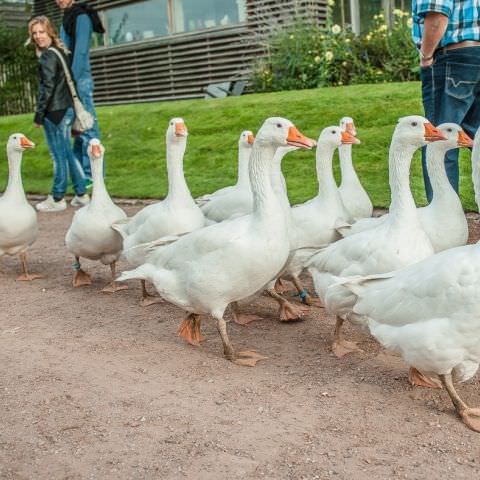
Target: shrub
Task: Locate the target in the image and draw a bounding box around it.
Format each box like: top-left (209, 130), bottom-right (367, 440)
top-left (0, 25), bottom-right (38, 115)
top-left (252, 10), bottom-right (419, 92)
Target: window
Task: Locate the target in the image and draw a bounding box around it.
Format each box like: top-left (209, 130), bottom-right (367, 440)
top-left (171, 0), bottom-right (246, 33)
top-left (95, 0), bottom-right (247, 48)
top-left (103, 0), bottom-right (169, 46)
top-left (331, 0), bottom-right (411, 34)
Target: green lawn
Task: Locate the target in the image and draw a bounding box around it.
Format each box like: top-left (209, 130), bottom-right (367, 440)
top-left (0, 82), bottom-right (476, 210)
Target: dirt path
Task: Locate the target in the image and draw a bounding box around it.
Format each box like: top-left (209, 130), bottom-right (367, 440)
top-left (1, 206), bottom-right (480, 480)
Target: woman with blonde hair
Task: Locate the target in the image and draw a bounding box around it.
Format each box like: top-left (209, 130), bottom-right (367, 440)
top-left (28, 16), bottom-right (89, 212)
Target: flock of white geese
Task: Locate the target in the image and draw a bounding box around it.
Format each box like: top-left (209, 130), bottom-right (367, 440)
top-left (3, 114), bottom-right (480, 433)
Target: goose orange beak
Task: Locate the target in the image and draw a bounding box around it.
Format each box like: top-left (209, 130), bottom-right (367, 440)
top-left (247, 133), bottom-right (255, 144)
top-left (341, 130), bottom-right (361, 145)
top-left (91, 144), bottom-right (102, 158)
top-left (457, 130), bottom-right (473, 148)
top-left (175, 122), bottom-right (187, 137)
top-left (20, 136), bottom-right (35, 149)
top-left (424, 122), bottom-right (446, 142)
top-left (345, 122), bottom-right (357, 136)
top-left (287, 126), bottom-right (315, 149)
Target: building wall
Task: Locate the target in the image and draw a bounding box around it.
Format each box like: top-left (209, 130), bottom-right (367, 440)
top-left (0, 1), bottom-right (31, 28)
top-left (33, 0), bottom-right (328, 105)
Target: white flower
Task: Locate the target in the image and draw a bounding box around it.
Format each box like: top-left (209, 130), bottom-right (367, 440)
top-left (314, 55), bottom-right (321, 63)
top-left (325, 51), bottom-right (334, 62)
top-left (393, 9), bottom-right (403, 16)
top-left (331, 24), bottom-right (342, 34)
top-left (407, 18), bottom-right (413, 28)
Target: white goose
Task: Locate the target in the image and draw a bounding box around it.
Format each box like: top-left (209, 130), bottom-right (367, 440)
top-left (65, 139), bottom-right (127, 292)
top-left (337, 117), bottom-right (373, 220)
top-left (338, 123), bottom-right (472, 253)
top-left (113, 118), bottom-right (205, 304)
top-left (198, 130), bottom-right (254, 221)
top-left (329, 244), bottom-right (480, 432)
top-left (0, 134), bottom-right (42, 281)
top-left (117, 118), bottom-right (315, 366)
top-left (230, 145), bottom-right (308, 324)
top-left (284, 125), bottom-right (358, 305)
top-left (308, 116), bottom-right (445, 358)
top-left (471, 127), bottom-right (480, 211)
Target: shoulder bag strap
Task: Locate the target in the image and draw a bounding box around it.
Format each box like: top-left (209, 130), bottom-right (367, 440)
top-left (48, 46), bottom-right (80, 101)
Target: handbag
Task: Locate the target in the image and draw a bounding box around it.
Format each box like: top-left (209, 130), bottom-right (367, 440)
top-left (48, 47), bottom-right (94, 133)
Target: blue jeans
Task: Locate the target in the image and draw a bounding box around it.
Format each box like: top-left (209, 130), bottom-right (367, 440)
top-left (421, 46), bottom-right (480, 201)
top-left (43, 108), bottom-right (86, 200)
top-left (73, 77), bottom-right (101, 179)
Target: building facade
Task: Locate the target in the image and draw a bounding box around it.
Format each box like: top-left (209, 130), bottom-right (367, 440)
top-left (33, 0), bottom-right (329, 104)
top-left (0, 0), bottom-right (31, 28)
top-left (31, 0), bottom-right (409, 106)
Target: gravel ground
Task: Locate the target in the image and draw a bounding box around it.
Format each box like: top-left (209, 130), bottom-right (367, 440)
top-left (1, 205), bottom-right (480, 480)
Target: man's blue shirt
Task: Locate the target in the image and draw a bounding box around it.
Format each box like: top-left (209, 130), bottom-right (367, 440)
top-left (412, 0), bottom-right (480, 48)
top-left (60, 13), bottom-right (92, 81)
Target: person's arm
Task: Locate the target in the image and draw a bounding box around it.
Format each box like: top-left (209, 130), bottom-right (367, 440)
top-left (34, 50), bottom-right (57, 125)
top-left (71, 14), bottom-right (92, 80)
top-left (420, 12), bottom-right (449, 67)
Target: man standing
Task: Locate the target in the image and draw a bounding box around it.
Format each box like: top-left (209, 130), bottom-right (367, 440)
top-left (412, 1), bottom-right (480, 202)
top-left (56, 0), bottom-right (104, 183)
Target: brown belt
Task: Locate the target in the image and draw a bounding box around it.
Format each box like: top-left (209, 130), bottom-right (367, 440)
top-left (443, 40), bottom-right (480, 52)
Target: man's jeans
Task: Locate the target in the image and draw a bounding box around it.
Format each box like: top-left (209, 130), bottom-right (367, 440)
top-left (43, 108), bottom-right (86, 200)
top-left (74, 77), bottom-right (101, 179)
top-left (421, 46), bottom-right (480, 202)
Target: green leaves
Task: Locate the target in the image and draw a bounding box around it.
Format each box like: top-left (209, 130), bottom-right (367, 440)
top-left (252, 12), bottom-right (419, 92)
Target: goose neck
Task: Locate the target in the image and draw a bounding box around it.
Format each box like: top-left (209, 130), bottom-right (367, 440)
top-left (166, 139), bottom-right (191, 201)
top-left (90, 156), bottom-right (109, 204)
top-left (388, 140), bottom-right (418, 221)
top-left (236, 146), bottom-right (251, 188)
top-left (316, 143), bottom-right (338, 197)
top-left (426, 143), bottom-right (456, 204)
top-left (4, 149), bottom-right (26, 202)
top-left (339, 144), bottom-right (360, 184)
top-left (250, 142), bottom-right (285, 219)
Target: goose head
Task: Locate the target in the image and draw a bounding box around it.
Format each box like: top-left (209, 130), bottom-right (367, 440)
top-left (87, 138), bottom-right (104, 161)
top-left (239, 130), bottom-right (255, 148)
top-left (435, 123), bottom-right (474, 150)
top-left (255, 117), bottom-right (315, 150)
top-left (394, 115), bottom-right (446, 148)
top-left (166, 117), bottom-right (188, 145)
top-left (339, 117), bottom-right (357, 136)
top-left (318, 125), bottom-right (360, 149)
top-left (7, 133), bottom-right (35, 154)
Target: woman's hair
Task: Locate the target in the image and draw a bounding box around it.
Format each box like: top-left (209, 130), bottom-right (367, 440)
top-left (27, 16), bottom-right (69, 52)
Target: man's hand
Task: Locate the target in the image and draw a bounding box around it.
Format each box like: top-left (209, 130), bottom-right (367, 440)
top-left (34, 123), bottom-right (42, 128)
top-left (420, 56), bottom-right (434, 68)
top-left (420, 12), bottom-right (449, 66)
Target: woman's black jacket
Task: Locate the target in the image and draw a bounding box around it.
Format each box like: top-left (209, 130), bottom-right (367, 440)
top-left (34, 47), bottom-right (73, 125)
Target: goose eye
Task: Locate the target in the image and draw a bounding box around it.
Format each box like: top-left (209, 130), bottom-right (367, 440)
top-left (331, 130), bottom-right (336, 134)
top-left (276, 123), bottom-right (282, 128)
top-left (447, 128), bottom-right (452, 132)
top-left (411, 121), bottom-right (418, 127)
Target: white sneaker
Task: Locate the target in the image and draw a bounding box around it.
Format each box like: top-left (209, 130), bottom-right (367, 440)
top-left (71, 194), bottom-right (90, 207)
top-left (36, 195), bottom-right (67, 212)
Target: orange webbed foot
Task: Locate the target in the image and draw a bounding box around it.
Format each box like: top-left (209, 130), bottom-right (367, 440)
top-left (233, 350), bottom-right (268, 367)
top-left (408, 367), bottom-right (442, 389)
top-left (73, 268), bottom-right (92, 287)
top-left (332, 339), bottom-right (363, 358)
top-left (16, 273), bottom-right (45, 282)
